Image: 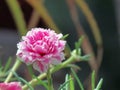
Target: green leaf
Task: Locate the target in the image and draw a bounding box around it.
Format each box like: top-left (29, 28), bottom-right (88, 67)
top-left (67, 64), bottom-right (81, 70)
top-left (0, 58), bottom-right (12, 78)
top-left (71, 68), bottom-right (84, 90)
top-left (58, 75), bottom-right (72, 90)
top-left (91, 71), bottom-right (95, 90)
top-left (75, 40), bottom-right (80, 55)
top-left (94, 78), bottom-right (103, 90)
top-left (75, 36), bottom-right (84, 55)
top-left (0, 67), bottom-right (4, 78)
top-left (65, 74), bottom-right (69, 90)
top-left (80, 54), bottom-right (91, 61)
top-left (78, 36), bottom-right (84, 47)
top-left (33, 75), bottom-right (48, 90)
top-left (19, 77), bottom-right (34, 90)
top-left (0, 60), bottom-right (3, 74)
top-left (13, 72), bottom-right (34, 90)
top-left (0, 67), bottom-right (3, 73)
top-left (61, 34), bottom-right (69, 40)
top-left (75, 42), bottom-right (79, 55)
top-left (69, 75), bottom-right (74, 90)
top-left (3, 57), bottom-right (12, 72)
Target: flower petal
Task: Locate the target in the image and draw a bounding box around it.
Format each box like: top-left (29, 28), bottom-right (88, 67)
top-left (33, 61), bottom-right (48, 73)
top-left (0, 82), bottom-right (22, 90)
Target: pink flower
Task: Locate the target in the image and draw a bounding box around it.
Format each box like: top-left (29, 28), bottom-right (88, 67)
top-left (16, 28), bottom-right (66, 72)
top-left (0, 82), bottom-right (22, 90)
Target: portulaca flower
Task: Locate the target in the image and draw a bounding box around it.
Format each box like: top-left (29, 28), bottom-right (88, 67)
top-left (16, 28), bottom-right (66, 72)
top-left (0, 82), bottom-right (22, 90)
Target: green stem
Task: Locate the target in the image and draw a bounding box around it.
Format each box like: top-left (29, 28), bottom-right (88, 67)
top-left (22, 55), bottom-right (75, 90)
top-left (4, 59), bottom-right (21, 83)
top-left (47, 67), bottom-right (54, 90)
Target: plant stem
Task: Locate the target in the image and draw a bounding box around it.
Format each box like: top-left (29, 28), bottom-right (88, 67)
top-left (22, 55), bottom-right (75, 90)
top-left (4, 59), bottom-right (21, 83)
top-left (47, 67), bottom-right (54, 90)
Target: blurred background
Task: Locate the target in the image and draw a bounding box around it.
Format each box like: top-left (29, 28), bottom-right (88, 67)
top-left (0, 0), bottom-right (120, 90)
